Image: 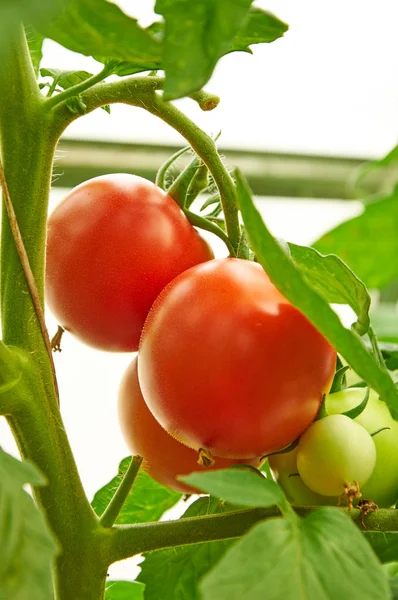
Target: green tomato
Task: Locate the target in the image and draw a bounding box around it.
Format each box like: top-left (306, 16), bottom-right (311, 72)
top-left (326, 387), bottom-right (398, 507)
top-left (269, 449), bottom-right (336, 506)
top-left (297, 414), bottom-right (376, 496)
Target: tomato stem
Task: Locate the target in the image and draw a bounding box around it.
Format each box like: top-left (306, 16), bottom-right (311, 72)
top-left (99, 455), bottom-right (143, 528)
top-left (50, 76), bottom-right (242, 251)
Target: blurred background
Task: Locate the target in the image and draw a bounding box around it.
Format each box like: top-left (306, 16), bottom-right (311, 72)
top-left (1, 0), bottom-right (398, 579)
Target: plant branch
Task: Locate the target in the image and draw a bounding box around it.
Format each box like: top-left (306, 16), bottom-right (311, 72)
top-left (0, 162), bottom-right (59, 403)
top-left (106, 504), bottom-right (398, 564)
top-left (189, 89), bottom-right (220, 111)
top-left (51, 76), bottom-right (241, 251)
top-left (100, 455), bottom-right (143, 528)
top-left (45, 64), bottom-right (114, 111)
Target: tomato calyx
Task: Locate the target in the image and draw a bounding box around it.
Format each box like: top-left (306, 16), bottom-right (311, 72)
top-left (316, 387), bottom-right (370, 421)
top-left (371, 426), bottom-right (391, 437)
top-left (337, 480), bottom-right (362, 511)
top-left (198, 447), bottom-right (215, 467)
top-left (51, 325), bottom-right (65, 353)
top-left (261, 438), bottom-right (300, 462)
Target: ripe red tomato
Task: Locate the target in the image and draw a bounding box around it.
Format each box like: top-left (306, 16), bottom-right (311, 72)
top-left (118, 357), bottom-right (261, 494)
top-left (45, 174), bottom-right (213, 352)
top-left (139, 258), bottom-right (336, 459)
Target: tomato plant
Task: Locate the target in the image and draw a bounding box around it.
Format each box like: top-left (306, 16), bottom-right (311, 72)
top-left (1, 3), bottom-right (398, 600)
top-left (326, 388), bottom-right (398, 507)
top-left (118, 356), bottom-right (261, 494)
top-left (139, 257), bottom-right (336, 459)
top-left (46, 174), bottom-right (213, 351)
top-left (297, 414), bottom-right (377, 496)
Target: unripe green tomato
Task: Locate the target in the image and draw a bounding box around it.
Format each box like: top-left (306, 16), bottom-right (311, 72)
top-left (297, 414), bottom-right (376, 496)
top-left (269, 449), bottom-right (336, 506)
top-left (326, 388), bottom-right (398, 507)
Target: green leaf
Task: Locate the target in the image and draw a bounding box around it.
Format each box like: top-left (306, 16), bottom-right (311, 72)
top-left (314, 189), bottom-right (398, 290)
top-left (91, 457), bottom-right (181, 524)
top-left (236, 169), bottom-right (398, 418)
top-left (288, 243), bottom-right (370, 335)
top-left (156, 1), bottom-right (287, 100)
top-left (0, 448), bottom-right (58, 600)
top-left (375, 343), bottom-right (398, 370)
top-left (201, 508), bottom-right (390, 600)
top-left (105, 580), bottom-right (145, 600)
top-left (182, 468), bottom-right (287, 510)
top-left (137, 497), bottom-right (234, 600)
top-left (231, 7), bottom-right (289, 51)
top-left (365, 531), bottom-right (398, 563)
top-left (39, 0), bottom-right (161, 70)
top-left (40, 67), bottom-right (92, 89)
top-left (0, 0), bottom-right (65, 60)
top-left (24, 26), bottom-right (44, 76)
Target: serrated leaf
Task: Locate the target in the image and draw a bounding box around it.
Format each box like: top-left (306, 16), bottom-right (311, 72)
top-left (231, 8), bottom-right (288, 51)
top-left (156, 0), bottom-right (252, 99)
top-left (40, 67), bottom-right (93, 89)
top-left (288, 242), bottom-right (370, 335)
top-left (137, 497), bottom-right (234, 600)
top-left (156, 1), bottom-right (287, 100)
top-left (105, 580), bottom-right (145, 600)
top-left (315, 189), bottom-right (398, 290)
top-left (201, 508), bottom-right (390, 600)
top-left (182, 468), bottom-right (287, 510)
top-left (236, 169), bottom-right (398, 418)
top-left (25, 26), bottom-right (44, 76)
top-left (91, 457), bottom-right (181, 524)
top-left (39, 0), bottom-right (161, 70)
top-left (0, 448), bottom-right (58, 600)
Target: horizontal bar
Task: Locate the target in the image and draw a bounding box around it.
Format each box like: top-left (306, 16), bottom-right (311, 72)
top-left (54, 139), bottom-right (396, 199)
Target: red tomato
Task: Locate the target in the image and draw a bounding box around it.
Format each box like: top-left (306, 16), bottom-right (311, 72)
top-left (139, 258), bottom-right (336, 459)
top-left (45, 174), bottom-right (213, 352)
top-left (118, 357), bottom-right (260, 494)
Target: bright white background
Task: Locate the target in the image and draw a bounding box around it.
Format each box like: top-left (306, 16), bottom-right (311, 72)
top-left (1, 0), bottom-right (397, 580)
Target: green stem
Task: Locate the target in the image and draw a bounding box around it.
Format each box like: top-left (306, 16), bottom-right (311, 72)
top-left (50, 76), bottom-right (242, 251)
top-left (100, 455), bottom-right (143, 528)
top-left (184, 209), bottom-right (235, 256)
top-left (45, 64), bottom-right (113, 111)
top-left (368, 325), bottom-right (387, 370)
top-left (0, 27), bottom-right (103, 598)
top-left (189, 89), bottom-right (220, 111)
top-left (107, 504), bottom-right (398, 564)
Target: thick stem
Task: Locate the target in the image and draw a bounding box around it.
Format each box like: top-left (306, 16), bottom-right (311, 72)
top-left (0, 26), bottom-right (103, 597)
top-left (106, 503), bottom-right (398, 564)
top-left (50, 76), bottom-right (242, 250)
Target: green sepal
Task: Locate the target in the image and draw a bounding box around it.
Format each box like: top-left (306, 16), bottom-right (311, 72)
top-left (330, 365), bottom-right (350, 394)
top-left (155, 145), bottom-right (191, 190)
top-left (167, 154), bottom-right (201, 208)
top-left (341, 387), bottom-right (370, 420)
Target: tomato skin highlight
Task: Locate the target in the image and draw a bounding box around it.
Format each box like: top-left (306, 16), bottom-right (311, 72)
top-left (118, 357), bottom-right (260, 494)
top-left (139, 258), bottom-right (336, 459)
top-left (45, 174), bottom-right (213, 352)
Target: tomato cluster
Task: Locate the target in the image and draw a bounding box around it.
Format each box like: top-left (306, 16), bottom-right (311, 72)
top-left (270, 388), bottom-right (398, 507)
top-left (46, 174), bottom-right (348, 493)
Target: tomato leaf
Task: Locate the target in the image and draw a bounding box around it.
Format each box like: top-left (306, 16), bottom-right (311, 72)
top-left (91, 457), bottom-right (181, 524)
top-left (105, 580), bottom-right (145, 600)
top-left (236, 169), bottom-right (398, 418)
top-left (39, 0), bottom-right (161, 71)
top-left (365, 531), bottom-right (398, 564)
top-left (314, 188), bottom-right (398, 290)
top-left (0, 0), bottom-right (65, 60)
top-left (0, 448), bottom-right (58, 600)
top-left (137, 497), bottom-right (235, 600)
top-left (201, 508), bottom-right (390, 600)
top-left (181, 468), bottom-right (288, 511)
top-left (155, 1), bottom-right (288, 100)
top-left (288, 242), bottom-right (371, 336)
top-left (231, 7), bottom-right (289, 51)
